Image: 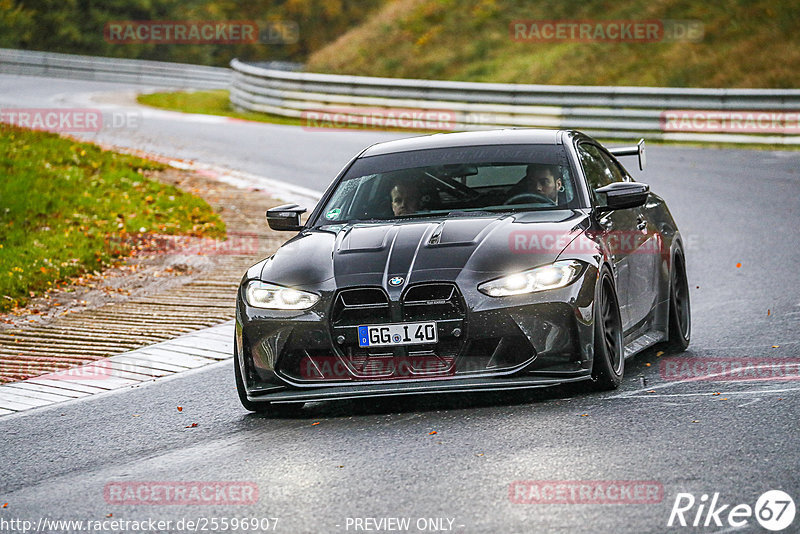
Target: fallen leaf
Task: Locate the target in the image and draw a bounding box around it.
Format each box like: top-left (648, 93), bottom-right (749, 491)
top-left (2, 503), bottom-right (7, 508)
top-left (132, 414), bottom-right (141, 417)
top-left (429, 430), bottom-right (437, 435)
top-left (645, 363), bottom-right (651, 367)
top-left (656, 351), bottom-right (664, 357)
top-left (736, 262), bottom-right (742, 268)
top-left (646, 390), bottom-right (656, 393)
top-left (106, 513), bottom-right (113, 518)
top-left (767, 309), bottom-right (771, 316)
top-left (772, 345), bottom-right (780, 349)
top-left (712, 392), bottom-right (721, 396)
top-left (185, 422), bottom-right (198, 428)
top-left (311, 422), bottom-right (320, 426)
top-left (475, 453), bottom-right (484, 457)
top-left (337, 465), bottom-right (344, 468)
top-left (177, 406), bottom-right (183, 412)
top-left (721, 398), bottom-right (728, 400)
top-left (580, 414), bottom-right (588, 417)
top-left (691, 420), bottom-right (700, 423)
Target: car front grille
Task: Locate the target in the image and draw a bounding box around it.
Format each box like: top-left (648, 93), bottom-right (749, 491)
top-left (324, 283), bottom-right (462, 379)
top-left (402, 283), bottom-right (464, 322)
top-left (332, 288), bottom-right (390, 326)
top-left (277, 283), bottom-right (535, 383)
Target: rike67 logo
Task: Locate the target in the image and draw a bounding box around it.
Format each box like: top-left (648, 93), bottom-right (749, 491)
top-left (668, 490), bottom-right (795, 531)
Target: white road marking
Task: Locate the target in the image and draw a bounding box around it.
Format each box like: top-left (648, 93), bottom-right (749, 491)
top-left (609, 386), bottom-right (800, 399)
top-left (689, 340), bottom-right (799, 350)
top-left (613, 363), bottom-right (800, 399)
top-left (736, 398), bottom-right (762, 407)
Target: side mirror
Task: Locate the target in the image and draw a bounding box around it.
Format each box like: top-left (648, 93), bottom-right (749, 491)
top-left (595, 182), bottom-right (650, 211)
top-left (266, 204), bottom-right (307, 231)
top-left (608, 138), bottom-right (646, 171)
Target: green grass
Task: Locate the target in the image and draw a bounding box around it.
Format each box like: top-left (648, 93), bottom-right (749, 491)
top-left (137, 90), bottom-right (305, 126)
top-left (137, 90), bottom-right (456, 133)
top-left (0, 124), bottom-right (225, 312)
top-left (306, 0), bottom-right (800, 89)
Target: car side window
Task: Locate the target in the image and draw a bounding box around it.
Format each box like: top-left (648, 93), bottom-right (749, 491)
top-left (577, 143), bottom-right (625, 190)
top-left (597, 150), bottom-right (630, 183)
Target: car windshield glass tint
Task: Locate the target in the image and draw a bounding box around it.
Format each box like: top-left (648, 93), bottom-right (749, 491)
top-left (315, 144), bottom-right (577, 226)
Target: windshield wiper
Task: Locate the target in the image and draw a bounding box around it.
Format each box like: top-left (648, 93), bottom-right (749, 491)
top-left (445, 210), bottom-right (495, 217)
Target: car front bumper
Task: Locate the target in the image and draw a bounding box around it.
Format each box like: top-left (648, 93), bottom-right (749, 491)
top-left (236, 267), bottom-right (599, 404)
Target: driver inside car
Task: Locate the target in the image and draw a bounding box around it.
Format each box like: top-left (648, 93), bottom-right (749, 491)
top-left (390, 180), bottom-right (424, 216)
top-left (506, 164), bottom-right (564, 205)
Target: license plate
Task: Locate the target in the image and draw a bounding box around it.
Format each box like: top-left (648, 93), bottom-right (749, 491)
top-left (358, 322), bottom-right (438, 347)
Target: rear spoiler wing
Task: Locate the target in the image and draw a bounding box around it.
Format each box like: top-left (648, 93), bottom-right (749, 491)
top-left (608, 139), bottom-right (646, 171)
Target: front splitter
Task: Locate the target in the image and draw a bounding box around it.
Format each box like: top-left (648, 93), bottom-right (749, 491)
top-left (248, 373), bottom-right (592, 404)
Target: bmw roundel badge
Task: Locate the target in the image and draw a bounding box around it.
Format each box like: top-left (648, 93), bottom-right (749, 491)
top-left (389, 276), bottom-right (404, 286)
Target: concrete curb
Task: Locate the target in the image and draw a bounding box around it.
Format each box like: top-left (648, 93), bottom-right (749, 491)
top-left (0, 321), bottom-right (233, 415)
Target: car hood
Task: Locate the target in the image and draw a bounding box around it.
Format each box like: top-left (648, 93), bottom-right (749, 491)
top-left (256, 210), bottom-right (590, 288)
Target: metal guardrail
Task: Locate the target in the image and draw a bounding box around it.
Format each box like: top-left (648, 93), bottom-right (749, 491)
top-left (1, 49), bottom-right (796, 144)
top-left (0, 48), bottom-right (229, 89)
top-left (230, 58), bottom-right (800, 144)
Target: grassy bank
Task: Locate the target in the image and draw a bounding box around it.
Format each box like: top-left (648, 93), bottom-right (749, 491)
top-left (306, 0), bottom-right (800, 88)
top-left (0, 125), bottom-right (225, 312)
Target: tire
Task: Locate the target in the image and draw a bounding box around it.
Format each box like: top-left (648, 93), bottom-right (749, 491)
top-left (589, 269), bottom-right (625, 390)
top-left (234, 340), bottom-right (304, 415)
top-left (663, 250), bottom-right (691, 352)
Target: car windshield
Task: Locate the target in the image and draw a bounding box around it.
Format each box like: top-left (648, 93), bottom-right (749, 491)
top-left (314, 143), bottom-right (578, 226)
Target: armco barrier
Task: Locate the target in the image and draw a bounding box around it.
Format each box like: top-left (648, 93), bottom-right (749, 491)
top-left (0, 48), bottom-right (229, 89)
top-left (2, 49), bottom-right (798, 144)
top-left (230, 58), bottom-right (800, 144)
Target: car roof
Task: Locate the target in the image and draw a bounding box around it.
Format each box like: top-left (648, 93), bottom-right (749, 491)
top-left (360, 128), bottom-right (565, 157)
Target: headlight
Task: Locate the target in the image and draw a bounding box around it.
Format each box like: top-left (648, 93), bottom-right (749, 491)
top-left (244, 281), bottom-right (320, 310)
top-left (478, 260), bottom-right (584, 297)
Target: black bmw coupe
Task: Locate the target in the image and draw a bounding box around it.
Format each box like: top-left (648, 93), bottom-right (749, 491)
top-left (234, 129), bottom-right (690, 413)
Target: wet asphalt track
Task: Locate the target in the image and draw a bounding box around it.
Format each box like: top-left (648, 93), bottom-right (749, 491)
top-left (1, 75), bottom-right (799, 533)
